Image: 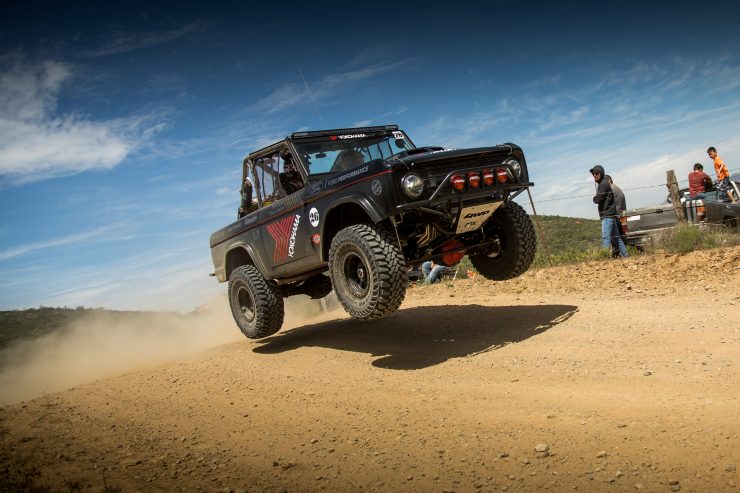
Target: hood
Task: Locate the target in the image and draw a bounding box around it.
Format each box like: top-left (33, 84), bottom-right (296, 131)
top-left (590, 165), bottom-right (605, 183)
top-left (391, 145), bottom-right (520, 171)
top-left (385, 143), bottom-right (528, 183)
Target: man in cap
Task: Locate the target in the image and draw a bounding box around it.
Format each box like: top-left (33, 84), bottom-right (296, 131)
top-left (590, 165), bottom-right (628, 258)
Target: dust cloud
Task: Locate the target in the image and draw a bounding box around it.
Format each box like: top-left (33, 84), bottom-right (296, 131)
top-left (0, 294), bottom-right (343, 405)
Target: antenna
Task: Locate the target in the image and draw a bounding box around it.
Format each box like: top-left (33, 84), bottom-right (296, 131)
top-left (297, 64), bottom-right (325, 127)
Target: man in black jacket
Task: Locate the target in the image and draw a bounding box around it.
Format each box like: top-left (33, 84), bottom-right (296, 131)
top-left (590, 165), bottom-right (628, 258)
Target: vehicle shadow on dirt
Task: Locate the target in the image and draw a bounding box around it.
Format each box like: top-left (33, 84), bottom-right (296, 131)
top-left (253, 304), bottom-right (577, 370)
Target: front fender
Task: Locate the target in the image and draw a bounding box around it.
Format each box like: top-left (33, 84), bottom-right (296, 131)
top-left (326, 193), bottom-right (385, 224)
top-left (319, 193), bottom-right (389, 262)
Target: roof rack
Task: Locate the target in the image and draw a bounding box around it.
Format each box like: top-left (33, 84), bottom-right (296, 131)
top-left (291, 125), bottom-right (398, 139)
top-left (246, 125), bottom-right (401, 160)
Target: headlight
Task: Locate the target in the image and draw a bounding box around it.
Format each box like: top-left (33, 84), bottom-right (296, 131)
top-left (401, 173), bottom-right (424, 199)
top-left (503, 158), bottom-right (521, 178)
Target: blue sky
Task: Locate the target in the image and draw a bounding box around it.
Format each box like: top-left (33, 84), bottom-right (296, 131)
top-left (1, 1), bottom-right (739, 311)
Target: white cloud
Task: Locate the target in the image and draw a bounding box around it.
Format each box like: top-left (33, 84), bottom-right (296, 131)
top-left (352, 106), bottom-right (408, 129)
top-left (35, 248), bottom-right (222, 312)
top-left (0, 58), bottom-right (161, 186)
top-left (0, 226), bottom-right (112, 261)
top-left (414, 55), bottom-right (740, 219)
top-left (248, 82), bottom-right (308, 115)
top-left (248, 59), bottom-right (414, 115)
top-left (83, 21), bottom-right (207, 57)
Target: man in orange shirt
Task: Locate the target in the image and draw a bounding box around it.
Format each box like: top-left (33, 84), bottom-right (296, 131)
top-left (707, 147), bottom-right (736, 203)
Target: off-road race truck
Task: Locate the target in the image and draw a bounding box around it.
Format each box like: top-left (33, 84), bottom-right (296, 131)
top-left (210, 125), bottom-right (536, 339)
top-left (620, 174), bottom-right (740, 248)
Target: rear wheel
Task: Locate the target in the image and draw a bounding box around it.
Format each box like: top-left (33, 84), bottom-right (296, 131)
top-left (471, 201), bottom-right (536, 280)
top-left (228, 265), bottom-right (284, 339)
top-left (723, 217), bottom-right (738, 232)
top-left (328, 224), bottom-right (406, 319)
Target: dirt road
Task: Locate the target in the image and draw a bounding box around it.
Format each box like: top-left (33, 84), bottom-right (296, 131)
top-left (2, 247), bottom-right (739, 492)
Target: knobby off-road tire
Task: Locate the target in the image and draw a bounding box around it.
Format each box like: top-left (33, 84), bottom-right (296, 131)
top-left (328, 224), bottom-right (406, 320)
top-left (471, 201), bottom-right (537, 280)
top-left (228, 265), bottom-right (284, 339)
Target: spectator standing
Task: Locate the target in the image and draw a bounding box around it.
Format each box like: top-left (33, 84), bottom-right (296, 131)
top-left (590, 165), bottom-right (628, 258)
top-left (688, 163), bottom-right (712, 199)
top-left (605, 175), bottom-right (628, 258)
top-left (707, 147), bottom-right (737, 203)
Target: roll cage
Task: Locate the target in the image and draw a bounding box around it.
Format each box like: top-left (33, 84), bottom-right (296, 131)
top-left (239, 125), bottom-right (416, 215)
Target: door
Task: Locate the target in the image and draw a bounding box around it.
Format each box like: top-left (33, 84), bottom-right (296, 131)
top-left (252, 149), bottom-right (312, 275)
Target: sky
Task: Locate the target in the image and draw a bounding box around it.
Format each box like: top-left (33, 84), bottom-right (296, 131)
top-left (1, 1), bottom-right (739, 312)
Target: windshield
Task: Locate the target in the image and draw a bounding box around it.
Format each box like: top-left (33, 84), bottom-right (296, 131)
top-left (293, 131), bottom-right (415, 176)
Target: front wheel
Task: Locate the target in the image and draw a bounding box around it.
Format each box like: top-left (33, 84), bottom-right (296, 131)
top-left (328, 224), bottom-right (406, 319)
top-left (228, 265), bottom-right (284, 339)
top-left (470, 201), bottom-right (537, 280)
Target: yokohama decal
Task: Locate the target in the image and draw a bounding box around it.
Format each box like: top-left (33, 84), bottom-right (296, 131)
top-left (266, 214), bottom-right (301, 262)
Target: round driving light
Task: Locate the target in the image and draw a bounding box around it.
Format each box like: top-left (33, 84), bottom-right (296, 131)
top-left (450, 173), bottom-right (465, 191)
top-left (468, 171), bottom-right (480, 188)
top-left (401, 173), bottom-right (424, 198)
top-left (496, 167), bottom-right (508, 184)
top-left (504, 158), bottom-right (521, 178)
top-left (482, 169), bottom-right (494, 186)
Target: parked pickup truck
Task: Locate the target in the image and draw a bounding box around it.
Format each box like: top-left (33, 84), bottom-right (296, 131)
top-left (620, 173), bottom-right (740, 247)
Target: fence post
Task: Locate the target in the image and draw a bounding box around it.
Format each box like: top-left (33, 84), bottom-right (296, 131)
top-left (526, 188), bottom-right (551, 262)
top-left (666, 170), bottom-right (686, 223)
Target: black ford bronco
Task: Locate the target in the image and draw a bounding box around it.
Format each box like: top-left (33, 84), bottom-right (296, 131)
top-left (210, 125), bottom-right (536, 339)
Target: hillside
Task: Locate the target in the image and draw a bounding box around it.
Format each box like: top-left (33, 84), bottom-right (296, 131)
top-left (0, 307), bottom-right (188, 351)
top-left (532, 214), bottom-right (601, 252)
top-left (529, 214), bottom-right (602, 266)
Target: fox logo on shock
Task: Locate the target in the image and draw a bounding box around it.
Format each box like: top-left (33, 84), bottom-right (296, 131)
top-left (266, 214), bottom-right (301, 263)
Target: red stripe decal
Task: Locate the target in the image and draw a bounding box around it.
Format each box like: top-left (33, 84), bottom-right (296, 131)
top-left (266, 215), bottom-right (295, 262)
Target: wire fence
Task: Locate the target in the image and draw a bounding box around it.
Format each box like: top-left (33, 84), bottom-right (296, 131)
top-left (520, 166), bottom-right (739, 209)
top-left (518, 166), bottom-right (739, 248)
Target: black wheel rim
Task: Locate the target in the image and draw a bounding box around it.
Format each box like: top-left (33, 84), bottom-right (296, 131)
top-left (342, 252), bottom-right (370, 298)
top-left (236, 284), bottom-right (255, 322)
top-left (481, 222), bottom-right (504, 259)
top-left (486, 237), bottom-right (504, 259)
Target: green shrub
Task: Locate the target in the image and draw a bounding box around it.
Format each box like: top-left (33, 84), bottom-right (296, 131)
top-left (652, 223), bottom-right (739, 254)
top-left (533, 246), bottom-right (611, 267)
top-left (669, 224), bottom-right (705, 253)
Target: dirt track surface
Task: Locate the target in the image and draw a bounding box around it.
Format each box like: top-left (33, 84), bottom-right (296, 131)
top-left (2, 247), bottom-right (740, 492)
